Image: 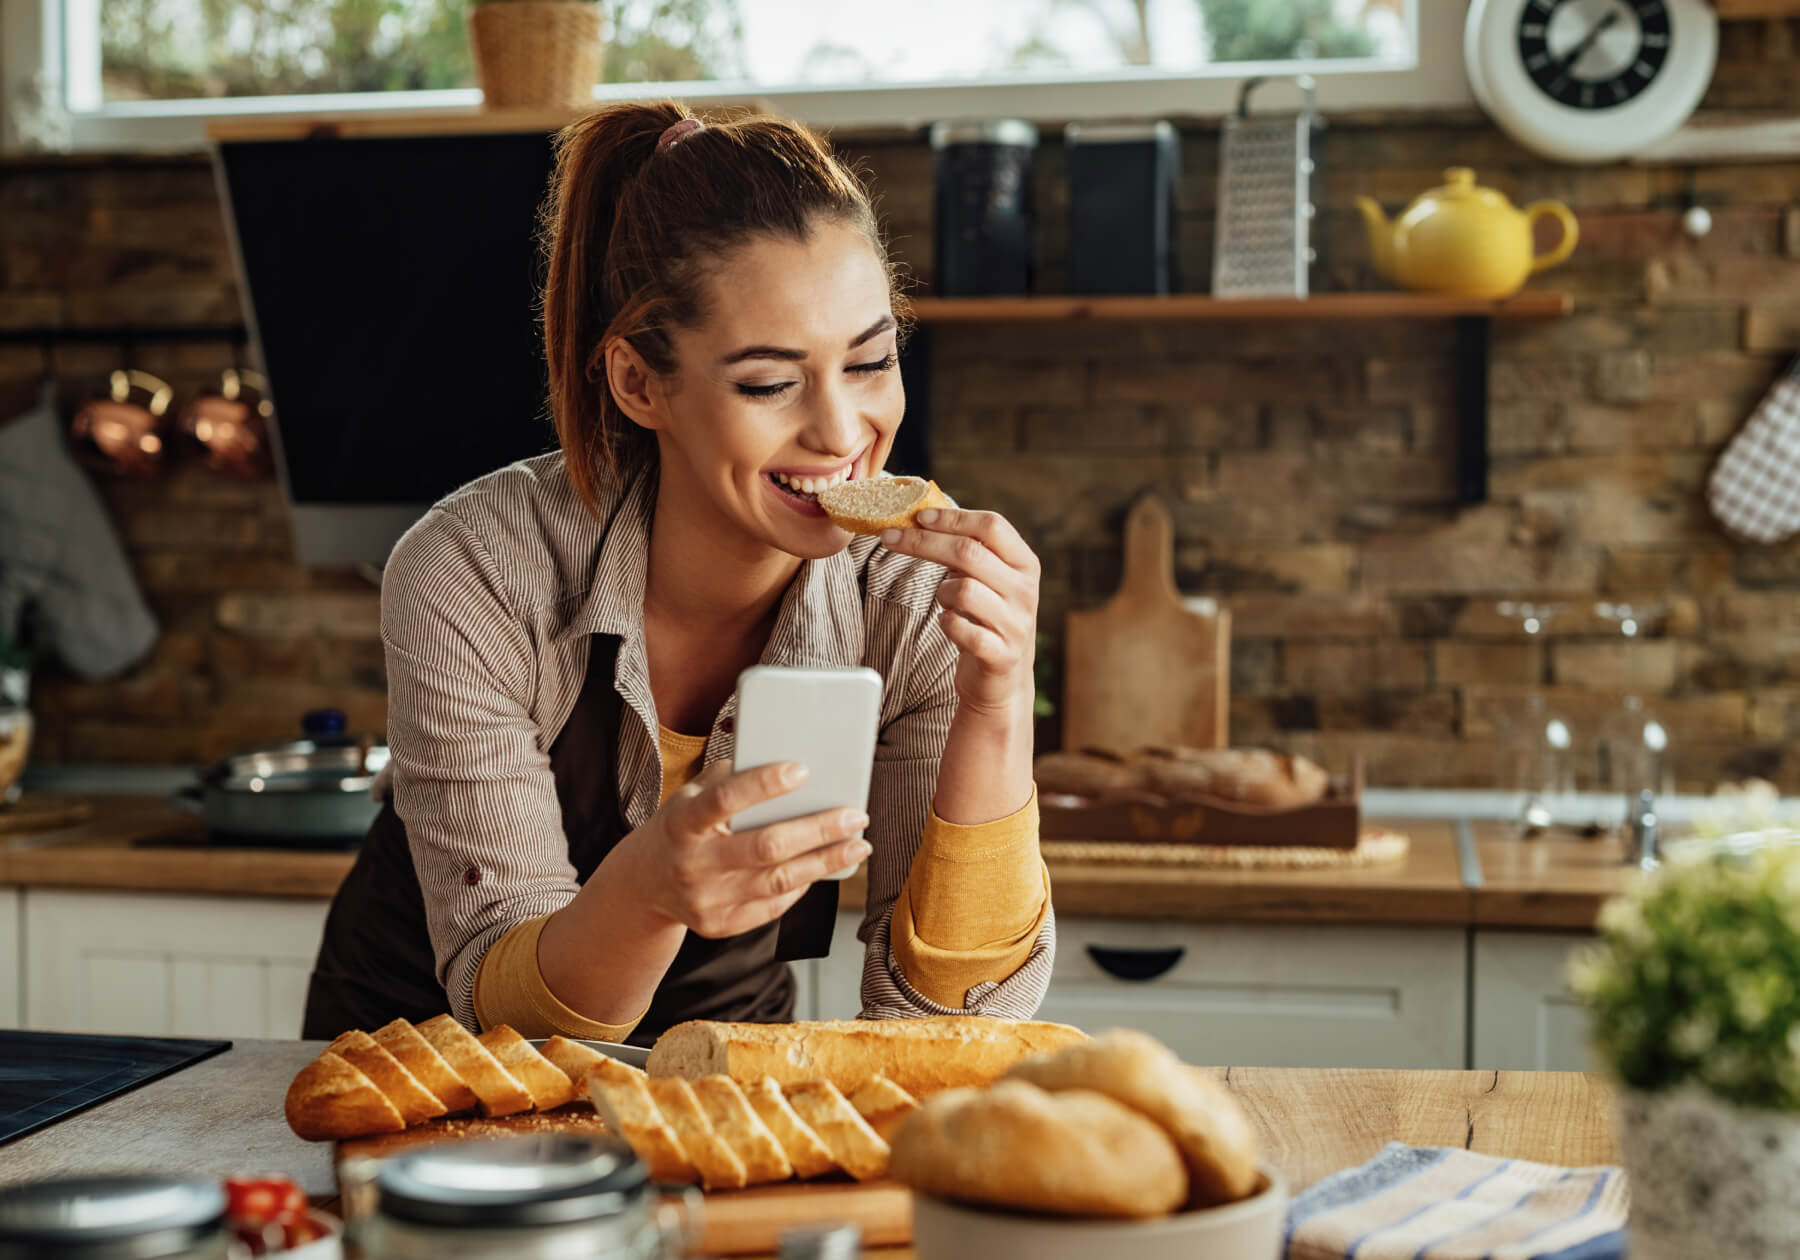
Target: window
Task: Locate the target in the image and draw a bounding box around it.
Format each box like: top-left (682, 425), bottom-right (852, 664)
top-left (4, 0), bottom-right (1469, 152)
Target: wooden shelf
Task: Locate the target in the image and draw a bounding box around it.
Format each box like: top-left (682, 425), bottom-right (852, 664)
top-left (908, 292), bottom-right (1572, 324)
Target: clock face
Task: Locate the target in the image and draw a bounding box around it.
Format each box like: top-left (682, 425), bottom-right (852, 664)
top-left (1516, 0), bottom-right (1672, 111)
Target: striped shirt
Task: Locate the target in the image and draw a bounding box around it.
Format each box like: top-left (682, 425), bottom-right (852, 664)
top-left (380, 452), bottom-right (1055, 1029)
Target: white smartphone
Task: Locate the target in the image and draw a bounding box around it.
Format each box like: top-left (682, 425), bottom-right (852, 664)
top-left (729, 665), bottom-right (883, 880)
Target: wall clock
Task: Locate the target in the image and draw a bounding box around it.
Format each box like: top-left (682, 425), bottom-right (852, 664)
top-left (1465, 0), bottom-right (1718, 164)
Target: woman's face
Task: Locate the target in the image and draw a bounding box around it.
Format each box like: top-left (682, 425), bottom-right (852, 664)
top-left (641, 219), bottom-right (903, 561)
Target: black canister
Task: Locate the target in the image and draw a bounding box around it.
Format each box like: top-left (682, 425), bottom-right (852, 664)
top-left (930, 120), bottom-right (1037, 296)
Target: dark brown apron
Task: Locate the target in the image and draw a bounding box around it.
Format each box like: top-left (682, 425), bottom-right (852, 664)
top-left (303, 634), bottom-right (838, 1045)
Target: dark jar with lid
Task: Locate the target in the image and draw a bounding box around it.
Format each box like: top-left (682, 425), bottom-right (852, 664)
top-left (355, 1134), bottom-right (690, 1259)
top-left (930, 120), bottom-right (1038, 297)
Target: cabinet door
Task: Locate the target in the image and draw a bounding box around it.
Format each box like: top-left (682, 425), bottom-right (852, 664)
top-left (1040, 919), bottom-right (1468, 1070)
top-left (1471, 930), bottom-right (1596, 1072)
top-left (24, 890), bottom-right (331, 1040)
top-left (0, 889), bottom-right (20, 1028)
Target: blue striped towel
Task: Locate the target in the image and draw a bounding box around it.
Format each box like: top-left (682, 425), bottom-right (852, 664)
top-left (1283, 1144), bottom-right (1626, 1260)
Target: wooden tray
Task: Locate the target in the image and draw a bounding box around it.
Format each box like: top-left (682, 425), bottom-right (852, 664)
top-left (335, 1108), bottom-right (912, 1254)
top-left (1041, 758), bottom-right (1363, 850)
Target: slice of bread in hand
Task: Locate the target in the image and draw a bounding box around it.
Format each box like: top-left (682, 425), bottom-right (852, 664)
top-left (783, 1081), bottom-right (890, 1181)
top-left (418, 1015), bottom-right (533, 1118)
top-left (327, 1029), bottom-right (446, 1127)
top-left (373, 1018), bottom-right (478, 1114)
top-left (540, 1036), bottom-right (607, 1095)
top-left (648, 1076), bottom-right (749, 1191)
top-left (818, 475), bottom-right (948, 536)
top-left (285, 1051), bottom-right (406, 1141)
top-left (478, 1026), bottom-right (577, 1111)
top-left (744, 1076), bottom-right (839, 1180)
top-left (848, 1074), bottom-right (920, 1143)
top-left (691, 1076), bottom-right (794, 1185)
top-left (587, 1057), bottom-right (699, 1185)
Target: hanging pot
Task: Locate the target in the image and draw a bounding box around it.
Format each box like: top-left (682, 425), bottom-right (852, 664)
top-left (177, 368), bottom-right (274, 479)
top-left (69, 369), bottom-right (173, 477)
top-left (175, 710), bottom-right (388, 848)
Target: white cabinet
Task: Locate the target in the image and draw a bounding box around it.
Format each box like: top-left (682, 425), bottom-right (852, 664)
top-left (1471, 929), bottom-right (1596, 1072)
top-left (1042, 918), bottom-right (1468, 1069)
top-left (24, 889), bottom-right (330, 1039)
top-left (0, 889), bottom-right (19, 1027)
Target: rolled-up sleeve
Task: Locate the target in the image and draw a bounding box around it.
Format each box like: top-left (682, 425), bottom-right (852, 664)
top-left (856, 603), bottom-right (1055, 1020)
top-left (382, 510), bottom-right (580, 1029)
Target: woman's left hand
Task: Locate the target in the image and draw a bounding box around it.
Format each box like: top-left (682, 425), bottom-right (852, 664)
top-left (881, 507), bottom-right (1040, 717)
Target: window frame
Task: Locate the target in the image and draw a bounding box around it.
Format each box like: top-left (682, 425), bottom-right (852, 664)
top-left (4, 0), bottom-right (1473, 154)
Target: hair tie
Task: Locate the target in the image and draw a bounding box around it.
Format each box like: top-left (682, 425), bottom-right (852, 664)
top-left (657, 118), bottom-right (704, 152)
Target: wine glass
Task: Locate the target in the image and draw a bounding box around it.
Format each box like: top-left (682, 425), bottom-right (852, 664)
top-left (1495, 601), bottom-right (1574, 833)
top-left (1595, 601), bottom-right (1672, 836)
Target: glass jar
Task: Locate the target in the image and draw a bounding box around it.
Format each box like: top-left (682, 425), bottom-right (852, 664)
top-left (356, 1134), bottom-right (688, 1260)
top-left (0, 660), bottom-right (29, 806)
top-left (0, 1175), bottom-right (237, 1259)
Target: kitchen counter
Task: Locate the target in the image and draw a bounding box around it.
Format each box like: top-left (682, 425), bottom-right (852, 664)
top-left (0, 1038), bottom-right (1620, 1257)
top-left (0, 795), bottom-right (1644, 928)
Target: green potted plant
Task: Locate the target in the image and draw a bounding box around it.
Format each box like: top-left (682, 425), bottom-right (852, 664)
top-left (468, 0), bottom-right (604, 110)
top-left (1570, 801), bottom-right (1800, 1259)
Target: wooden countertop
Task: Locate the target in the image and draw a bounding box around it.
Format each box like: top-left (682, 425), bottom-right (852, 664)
top-left (0, 1039), bottom-right (1620, 1258)
top-left (0, 797), bottom-right (1637, 930)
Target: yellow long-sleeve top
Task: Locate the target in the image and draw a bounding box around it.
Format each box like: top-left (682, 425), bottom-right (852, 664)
top-left (472, 725), bottom-right (1048, 1038)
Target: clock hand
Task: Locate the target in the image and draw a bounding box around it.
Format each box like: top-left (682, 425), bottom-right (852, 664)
top-left (1554, 8), bottom-right (1623, 78)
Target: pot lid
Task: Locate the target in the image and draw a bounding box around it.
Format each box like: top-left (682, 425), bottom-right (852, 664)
top-left (204, 711), bottom-right (388, 793)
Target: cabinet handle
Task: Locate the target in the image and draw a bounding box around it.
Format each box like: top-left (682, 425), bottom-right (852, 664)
top-left (1085, 944), bottom-right (1185, 982)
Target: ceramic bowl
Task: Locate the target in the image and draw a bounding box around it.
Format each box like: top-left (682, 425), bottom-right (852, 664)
top-left (911, 1164), bottom-right (1287, 1260)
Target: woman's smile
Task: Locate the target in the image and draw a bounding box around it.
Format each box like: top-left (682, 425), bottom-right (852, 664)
top-left (762, 452), bottom-right (864, 517)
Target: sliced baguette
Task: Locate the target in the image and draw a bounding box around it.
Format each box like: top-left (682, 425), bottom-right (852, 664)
top-left (327, 1029), bottom-right (446, 1127)
top-left (648, 1076), bottom-right (748, 1191)
top-left (817, 475), bottom-right (949, 536)
top-left (783, 1081), bottom-right (890, 1182)
top-left (284, 1051), bottom-right (406, 1141)
top-left (373, 1018), bottom-right (479, 1114)
top-left (540, 1036), bottom-right (608, 1094)
top-left (691, 1076), bottom-right (794, 1186)
top-left (479, 1026), bottom-right (577, 1111)
top-left (744, 1076), bottom-right (839, 1180)
top-left (848, 1073), bottom-right (920, 1143)
top-left (648, 1016), bottom-right (1088, 1099)
top-left (586, 1058), bottom-right (699, 1185)
top-left (418, 1014), bottom-right (533, 1118)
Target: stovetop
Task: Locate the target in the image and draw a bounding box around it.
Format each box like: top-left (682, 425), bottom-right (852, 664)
top-left (0, 1030), bottom-right (230, 1146)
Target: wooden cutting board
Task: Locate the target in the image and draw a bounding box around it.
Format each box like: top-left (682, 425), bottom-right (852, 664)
top-left (1062, 493), bottom-right (1229, 755)
top-left (0, 794), bottom-right (95, 836)
top-left (335, 1109), bottom-right (912, 1254)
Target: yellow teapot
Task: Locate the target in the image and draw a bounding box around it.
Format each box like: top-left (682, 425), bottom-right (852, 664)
top-left (1355, 168), bottom-right (1578, 299)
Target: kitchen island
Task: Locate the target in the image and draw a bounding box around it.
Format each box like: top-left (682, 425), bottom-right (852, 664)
top-left (0, 1039), bottom-right (1621, 1258)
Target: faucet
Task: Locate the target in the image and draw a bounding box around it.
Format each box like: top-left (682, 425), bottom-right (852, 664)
top-left (1624, 788), bottom-right (1659, 871)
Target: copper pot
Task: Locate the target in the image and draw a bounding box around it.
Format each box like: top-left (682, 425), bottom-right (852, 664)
top-left (68, 370), bottom-right (173, 477)
top-left (178, 368), bottom-right (273, 479)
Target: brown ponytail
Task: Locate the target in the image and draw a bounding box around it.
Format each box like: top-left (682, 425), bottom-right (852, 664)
top-left (540, 101), bottom-right (905, 516)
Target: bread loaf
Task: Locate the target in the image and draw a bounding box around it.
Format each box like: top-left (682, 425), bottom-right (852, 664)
top-left (647, 1016), bottom-right (1087, 1099)
top-left (1137, 748), bottom-right (1328, 809)
top-left (284, 1051), bottom-right (406, 1142)
top-left (817, 475), bottom-right (949, 535)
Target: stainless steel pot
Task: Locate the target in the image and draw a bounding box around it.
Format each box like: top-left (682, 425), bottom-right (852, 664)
top-left (176, 710), bottom-right (389, 848)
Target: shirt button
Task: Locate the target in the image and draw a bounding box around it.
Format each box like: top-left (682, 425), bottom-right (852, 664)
top-left (463, 865), bottom-right (481, 886)
top-left (720, 715), bottom-right (735, 734)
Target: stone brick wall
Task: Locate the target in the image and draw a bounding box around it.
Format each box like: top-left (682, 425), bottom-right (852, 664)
top-left (5, 18), bottom-right (1799, 789)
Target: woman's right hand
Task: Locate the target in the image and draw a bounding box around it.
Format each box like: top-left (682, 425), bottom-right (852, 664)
top-left (623, 760), bottom-right (871, 939)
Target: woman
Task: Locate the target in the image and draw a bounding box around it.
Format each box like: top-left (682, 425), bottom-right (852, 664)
top-left (303, 102), bottom-right (1053, 1044)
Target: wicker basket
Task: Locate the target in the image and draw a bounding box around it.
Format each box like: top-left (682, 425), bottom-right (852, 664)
top-left (468, 1), bottom-right (604, 110)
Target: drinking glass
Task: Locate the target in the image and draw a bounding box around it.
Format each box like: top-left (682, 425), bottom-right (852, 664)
top-left (1494, 601), bottom-right (1574, 833)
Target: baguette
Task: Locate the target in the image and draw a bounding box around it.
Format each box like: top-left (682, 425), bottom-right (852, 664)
top-left (479, 1026), bottom-right (577, 1111)
top-left (373, 1017), bottom-right (479, 1114)
top-left (691, 1076), bottom-right (794, 1186)
top-left (848, 1074), bottom-right (919, 1143)
top-left (418, 1015), bottom-right (533, 1118)
top-left (284, 1051), bottom-right (406, 1141)
top-left (586, 1058), bottom-right (699, 1185)
top-left (648, 1017), bottom-right (1088, 1099)
top-left (783, 1081), bottom-right (890, 1182)
top-left (817, 475), bottom-right (949, 536)
top-left (648, 1076), bottom-right (749, 1191)
top-left (540, 1036), bottom-right (608, 1093)
top-left (743, 1076), bottom-right (839, 1180)
top-left (327, 1030), bottom-right (446, 1127)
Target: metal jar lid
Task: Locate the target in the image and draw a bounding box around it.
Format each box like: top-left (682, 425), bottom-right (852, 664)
top-left (930, 119), bottom-right (1038, 149)
top-left (375, 1134), bottom-right (650, 1230)
top-left (0, 1176), bottom-right (227, 1260)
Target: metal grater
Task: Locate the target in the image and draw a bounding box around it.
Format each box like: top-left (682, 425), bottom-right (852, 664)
top-left (1213, 76), bottom-right (1324, 298)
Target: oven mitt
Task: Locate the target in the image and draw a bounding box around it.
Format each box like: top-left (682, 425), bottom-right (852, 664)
top-left (1708, 357), bottom-right (1800, 544)
top-left (0, 382), bottom-right (158, 678)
